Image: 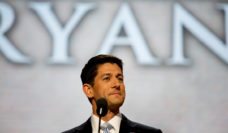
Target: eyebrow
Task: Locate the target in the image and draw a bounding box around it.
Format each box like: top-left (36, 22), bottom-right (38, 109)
top-left (101, 73), bottom-right (111, 77)
top-left (116, 73), bottom-right (123, 77)
top-left (101, 73), bottom-right (123, 77)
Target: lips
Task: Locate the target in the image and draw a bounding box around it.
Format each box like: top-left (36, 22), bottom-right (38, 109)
top-left (109, 92), bottom-right (121, 96)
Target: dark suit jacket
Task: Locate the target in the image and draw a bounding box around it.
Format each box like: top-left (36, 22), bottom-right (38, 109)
top-left (62, 114), bottom-right (162, 133)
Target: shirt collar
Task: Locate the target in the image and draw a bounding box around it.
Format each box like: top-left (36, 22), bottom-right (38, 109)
top-left (91, 113), bottom-right (122, 133)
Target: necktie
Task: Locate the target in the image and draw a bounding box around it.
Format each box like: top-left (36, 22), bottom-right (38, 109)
top-left (101, 123), bottom-right (113, 133)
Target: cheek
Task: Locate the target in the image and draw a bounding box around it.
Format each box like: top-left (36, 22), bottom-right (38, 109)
top-left (121, 84), bottom-right (125, 90)
top-left (121, 85), bottom-right (126, 94)
top-left (94, 86), bottom-right (108, 98)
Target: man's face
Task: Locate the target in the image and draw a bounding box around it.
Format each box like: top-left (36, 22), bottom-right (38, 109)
top-left (92, 63), bottom-right (125, 110)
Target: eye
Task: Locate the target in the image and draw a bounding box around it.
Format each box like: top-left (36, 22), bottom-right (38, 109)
top-left (103, 76), bottom-right (110, 81)
top-left (118, 76), bottom-right (124, 82)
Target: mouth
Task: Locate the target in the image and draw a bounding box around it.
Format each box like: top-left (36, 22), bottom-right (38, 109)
top-left (109, 92), bottom-right (121, 96)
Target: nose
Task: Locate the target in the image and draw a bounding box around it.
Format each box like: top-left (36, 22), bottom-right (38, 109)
top-left (111, 78), bottom-right (121, 89)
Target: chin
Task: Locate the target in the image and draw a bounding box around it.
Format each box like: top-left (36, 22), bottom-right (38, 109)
top-left (108, 99), bottom-right (124, 109)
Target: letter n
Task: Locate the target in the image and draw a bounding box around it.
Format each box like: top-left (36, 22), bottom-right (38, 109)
top-left (169, 3), bottom-right (228, 65)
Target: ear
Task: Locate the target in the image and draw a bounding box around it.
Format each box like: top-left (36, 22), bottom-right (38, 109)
top-left (83, 84), bottom-right (94, 99)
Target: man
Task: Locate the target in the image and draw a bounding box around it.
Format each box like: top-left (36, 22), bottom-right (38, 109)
top-left (63, 54), bottom-right (162, 133)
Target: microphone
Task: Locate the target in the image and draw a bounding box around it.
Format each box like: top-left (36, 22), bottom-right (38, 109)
top-left (96, 98), bottom-right (108, 133)
top-left (96, 98), bottom-right (108, 117)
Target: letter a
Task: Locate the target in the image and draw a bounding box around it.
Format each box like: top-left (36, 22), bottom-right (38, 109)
top-left (98, 3), bottom-right (159, 65)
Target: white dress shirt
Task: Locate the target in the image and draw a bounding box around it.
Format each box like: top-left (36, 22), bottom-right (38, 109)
top-left (91, 113), bottom-right (122, 133)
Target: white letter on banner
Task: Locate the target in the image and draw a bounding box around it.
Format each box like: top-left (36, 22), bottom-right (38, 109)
top-left (0, 2), bottom-right (31, 64)
top-left (30, 2), bottom-right (95, 64)
top-left (169, 3), bottom-right (228, 65)
top-left (98, 3), bottom-right (159, 65)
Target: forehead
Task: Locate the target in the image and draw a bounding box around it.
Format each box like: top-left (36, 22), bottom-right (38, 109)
top-left (97, 63), bottom-right (122, 74)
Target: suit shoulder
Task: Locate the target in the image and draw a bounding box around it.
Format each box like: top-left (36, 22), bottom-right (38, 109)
top-left (62, 123), bottom-right (83, 133)
top-left (132, 121), bottom-right (162, 133)
top-left (62, 118), bottom-right (91, 133)
top-left (123, 115), bottom-right (162, 133)
top-left (62, 126), bottom-right (78, 133)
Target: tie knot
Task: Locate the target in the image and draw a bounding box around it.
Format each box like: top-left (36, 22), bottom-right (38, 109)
top-left (101, 123), bottom-right (113, 133)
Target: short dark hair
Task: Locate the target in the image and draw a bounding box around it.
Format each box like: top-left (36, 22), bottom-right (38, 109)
top-left (80, 54), bottom-right (123, 86)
